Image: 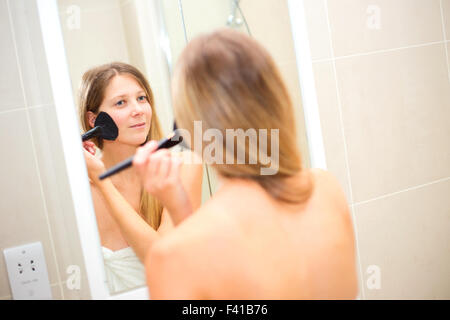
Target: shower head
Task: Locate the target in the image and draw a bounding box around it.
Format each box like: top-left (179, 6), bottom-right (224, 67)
top-left (226, 0), bottom-right (243, 28)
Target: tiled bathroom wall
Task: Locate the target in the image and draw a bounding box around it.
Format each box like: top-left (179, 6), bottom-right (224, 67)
top-left (58, 0), bottom-right (175, 135)
top-left (303, 0), bottom-right (450, 299)
top-left (0, 0), bottom-right (90, 299)
top-left (57, 0), bottom-right (130, 106)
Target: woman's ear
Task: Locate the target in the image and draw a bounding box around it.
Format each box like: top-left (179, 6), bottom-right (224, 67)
top-left (86, 111), bottom-right (96, 129)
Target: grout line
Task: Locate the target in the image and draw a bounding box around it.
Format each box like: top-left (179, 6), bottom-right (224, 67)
top-left (353, 176), bottom-right (450, 208)
top-left (29, 103), bottom-right (53, 109)
top-left (6, 0), bottom-right (64, 300)
top-left (0, 104), bottom-right (52, 116)
top-left (439, 0), bottom-right (450, 83)
top-left (311, 40), bottom-right (446, 64)
top-left (50, 282), bottom-right (63, 299)
top-left (0, 106), bottom-right (27, 115)
top-left (323, 0), bottom-right (365, 300)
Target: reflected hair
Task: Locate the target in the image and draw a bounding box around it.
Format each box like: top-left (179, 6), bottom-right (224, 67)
top-left (172, 29), bottom-right (314, 204)
top-left (78, 62), bottom-right (164, 229)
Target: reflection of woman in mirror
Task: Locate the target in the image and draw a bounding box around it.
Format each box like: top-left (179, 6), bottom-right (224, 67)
top-left (135, 30), bottom-right (358, 299)
top-left (78, 62), bottom-right (202, 294)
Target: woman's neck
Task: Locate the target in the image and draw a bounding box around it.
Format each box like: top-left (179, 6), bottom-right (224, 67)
top-left (101, 142), bottom-right (141, 188)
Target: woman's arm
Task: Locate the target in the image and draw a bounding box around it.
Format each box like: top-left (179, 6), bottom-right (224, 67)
top-left (133, 142), bottom-right (203, 226)
top-left (83, 142), bottom-right (160, 261)
top-left (95, 178), bottom-right (159, 262)
top-left (179, 150), bottom-right (203, 212)
top-left (156, 154), bottom-right (203, 235)
top-left (83, 141), bottom-right (202, 261)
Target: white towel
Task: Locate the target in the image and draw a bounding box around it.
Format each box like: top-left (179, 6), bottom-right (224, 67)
top-left (102, 246), bottom-right (146, 294)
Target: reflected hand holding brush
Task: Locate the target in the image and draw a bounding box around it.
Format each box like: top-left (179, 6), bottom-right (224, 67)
top-left (98, 122), bottom-right (183, 180)
top-left (81, 111), bottom-right (118, 142)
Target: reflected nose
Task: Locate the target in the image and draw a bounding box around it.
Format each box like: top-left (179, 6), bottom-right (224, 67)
top-left (131, 101), bottom-right (144, 116)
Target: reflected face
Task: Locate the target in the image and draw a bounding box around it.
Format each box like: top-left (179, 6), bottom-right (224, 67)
top-left (96, 74), bottom-right (152, 146)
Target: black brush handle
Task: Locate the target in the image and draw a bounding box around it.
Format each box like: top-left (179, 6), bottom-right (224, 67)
top-left (98, 135), bottom-right (183, 180)
top-left (82, 126), bottom-right (102, 142)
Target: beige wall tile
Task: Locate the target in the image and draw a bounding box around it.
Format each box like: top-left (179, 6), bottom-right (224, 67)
top-left (443, 0), bottom-right (450, 40)
top-left (303, 0), bottom-right (333, 61)
top-left (240, 0), bottom-right (297, 64)
top-left (61, 277), bottom-right (92, 299)
top-left (180, 0), bottom-right (298, 65)
top-left (28, 105), bottom-right (90, 292)
top-left (51, 284), bottom-right (63, 300)
top-left (9, 0), bottom-right (53, 107)
top-left (335, 43), bottom-right (450, 203)
top-left (0, 110), bottom-right (60, 297)
top-left (350, 206), bottom-right (364, 300)
top-left (58, 0), bottom-right (119, 12)
top-left (312, 61), bottom-right (352, 203)
top-left (327, 0), bottom-right (444, 57)
top-left (0, 283), bottom-right (71, 300)
top-left (120, 0), bottom-right (146, 73)
top-left (161, 0), bottom-right (189, 67)
top-left (354, 179), bottom-right (450, 299)
top-left (278, 60), bottom-right (311, 168)
top-left (58, 0), bottom-right (130, 98)
top-left (181, 0), bottom-right (230, 41)
top-left (0, 0), bottom-right (26, 111)
top-left (447, 42), bottom-right (450, 75)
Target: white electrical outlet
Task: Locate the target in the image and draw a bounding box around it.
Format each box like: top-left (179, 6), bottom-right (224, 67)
top-left (3, 242), bottom-right (53, 300)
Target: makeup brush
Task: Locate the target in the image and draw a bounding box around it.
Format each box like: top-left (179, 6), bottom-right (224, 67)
top-left (98, 123), bottom-right (183, 180)
top-left (81, 112), bottom-right (118, 142)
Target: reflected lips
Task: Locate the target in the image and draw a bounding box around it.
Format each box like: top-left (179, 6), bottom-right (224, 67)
top-left (130, 122), bottom-right (145, 128)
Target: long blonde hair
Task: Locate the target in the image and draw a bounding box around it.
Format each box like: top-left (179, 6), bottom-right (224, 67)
top-left (172, 29), bottom-right (313, 204)
top-left (78, 62), bottom-right (164, 229)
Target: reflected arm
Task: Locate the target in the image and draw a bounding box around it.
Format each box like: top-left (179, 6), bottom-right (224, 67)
top-left (95, 179), bottom-right (158, 262)
top-left (93, 151), bottom-right (203, 262)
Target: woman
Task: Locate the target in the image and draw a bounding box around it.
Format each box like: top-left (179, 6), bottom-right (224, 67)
top-left (134, 29), bottom-right (358, 299)
top-left (79, 62), bottom-right (202, 293)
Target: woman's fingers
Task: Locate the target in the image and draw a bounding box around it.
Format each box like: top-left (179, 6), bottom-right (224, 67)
top-left (155, 151), bottom-right (172, 182)
top-left (169, 155), bottom-right (182, 184)
top-left (132, 140), bottom-right (184, 195)
top-left (82, 141), bottom-right (96, 155)
top-left (144, 150), bottom-right (181, 193)
top-left (133, 140), bottom-right (158, 178)
top-left (135, 141), bottom-right (158, 162)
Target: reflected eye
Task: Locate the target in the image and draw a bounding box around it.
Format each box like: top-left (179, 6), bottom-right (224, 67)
top-left (137, 95), bottom-right (147, 102)
top-left (115, 99), bottom-right (125, 107)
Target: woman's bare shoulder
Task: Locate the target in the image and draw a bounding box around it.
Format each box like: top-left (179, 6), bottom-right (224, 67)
top-left (307, 168), bottom-right (353, 234)
top-left (309, 168), bottom-right (349, 206)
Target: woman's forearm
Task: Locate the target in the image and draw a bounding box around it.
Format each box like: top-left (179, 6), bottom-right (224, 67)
top-left (163, 184), bottom-right (193, 225)
top-left (95, 179), bottom-right (159, 262)
top-left (164, 158), bottom-right (202, 225)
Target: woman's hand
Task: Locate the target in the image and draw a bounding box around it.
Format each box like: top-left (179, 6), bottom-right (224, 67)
top-left (82, 141), bottom-right (106, 185)
top-left (133, 140), bottom-right (192, 224)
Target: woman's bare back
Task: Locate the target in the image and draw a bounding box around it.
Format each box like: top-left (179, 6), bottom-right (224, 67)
top-left (147, 168), bottom-right (358, 299)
